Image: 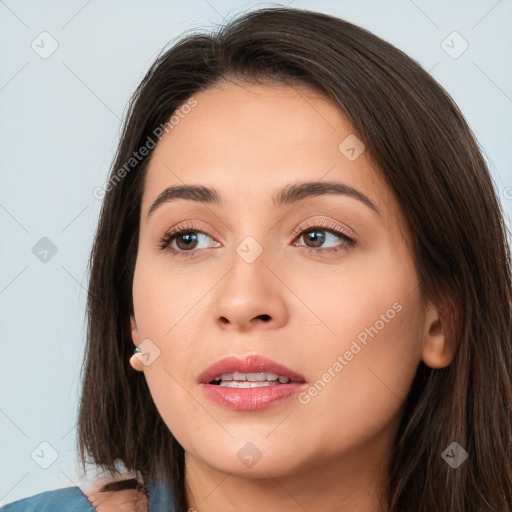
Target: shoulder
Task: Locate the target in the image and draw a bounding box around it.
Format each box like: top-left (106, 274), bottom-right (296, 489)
top-left (0, 478), bottom-right (177, 512)
top-left (0, 486), bottom-right (94, 512)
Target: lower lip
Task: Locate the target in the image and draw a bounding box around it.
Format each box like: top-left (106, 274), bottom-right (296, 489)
top-left (200, 382), bottom-right (306, 410)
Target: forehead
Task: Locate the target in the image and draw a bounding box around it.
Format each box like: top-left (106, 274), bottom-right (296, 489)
top-left (142, 81), bottom-right (395, 222)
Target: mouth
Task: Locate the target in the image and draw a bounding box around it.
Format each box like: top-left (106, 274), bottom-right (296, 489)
top-left (198, 354), bottom-right (306, 385)
top-left (198, 355), bottom-right (307, 411)
top-left (208, 371), bottom-right (299, 388)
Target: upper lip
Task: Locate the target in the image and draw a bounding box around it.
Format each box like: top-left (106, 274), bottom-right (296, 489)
top-left (198, 354), bottom-right (307, 384)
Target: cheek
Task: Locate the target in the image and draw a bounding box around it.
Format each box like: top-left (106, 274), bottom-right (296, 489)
top-left (292, 265), bottom-right (424, 450)
top-left (132, 250), bottom-right (204, 339)
top-left (290, 245), bottom-right (424, 424)
top-left (131, 254), bottom-right (211, 436)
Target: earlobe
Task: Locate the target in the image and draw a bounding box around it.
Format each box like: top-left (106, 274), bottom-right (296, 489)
top-left (421, 301), bottom-right (457, 369)
top-left (129, 348), bottom-right (145, 372)
top-left (129, 315), bottom-right (144, 372)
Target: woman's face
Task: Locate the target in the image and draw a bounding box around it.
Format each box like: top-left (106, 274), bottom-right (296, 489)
top-left (130, 81), bottom-right (433, 479)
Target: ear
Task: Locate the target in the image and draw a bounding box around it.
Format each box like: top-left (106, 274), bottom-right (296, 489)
top-left (130, 314), bottom-right (140, 345)
top-left (421, 299), bottom-right (457, 369)
top-left (129, 315), bottom-right (144, 372)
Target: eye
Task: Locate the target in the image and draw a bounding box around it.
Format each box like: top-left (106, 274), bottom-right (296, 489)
top-left (158, 219), bottom-right (356, 258)
top-left (158, 221), bottom-right (220, 258)
top-left (292, 220), bottom-right (356, 255)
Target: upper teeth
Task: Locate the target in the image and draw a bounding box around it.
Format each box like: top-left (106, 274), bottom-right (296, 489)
top-left (213, 372), bottom-right (291, 384)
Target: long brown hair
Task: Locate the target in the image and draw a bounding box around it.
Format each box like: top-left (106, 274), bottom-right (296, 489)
top-left (77, 7), bottom-right (512, 511)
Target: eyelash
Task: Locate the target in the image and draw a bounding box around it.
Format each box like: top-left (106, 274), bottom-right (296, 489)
top-left (158, 220), bottom-right (356, 258)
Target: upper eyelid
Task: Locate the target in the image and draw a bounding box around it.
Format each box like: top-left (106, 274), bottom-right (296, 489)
top-left (291, 219), bottom-right (355, 239)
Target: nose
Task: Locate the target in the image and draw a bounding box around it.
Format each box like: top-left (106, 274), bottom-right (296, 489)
top-left (213, 248), bottom-right (289, 333)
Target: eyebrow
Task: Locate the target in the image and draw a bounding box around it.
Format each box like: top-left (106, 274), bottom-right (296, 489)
top-left (147, 181), bottom-right (380, 217)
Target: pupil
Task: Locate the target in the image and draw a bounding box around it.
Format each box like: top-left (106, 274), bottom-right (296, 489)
top-left (177, 232), bottom-right (198, 250)
top-left (306, 229), bottom-right (325, 248)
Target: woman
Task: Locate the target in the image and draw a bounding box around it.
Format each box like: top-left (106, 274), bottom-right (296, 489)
top-left (3, 6), bottom-right (511, 512)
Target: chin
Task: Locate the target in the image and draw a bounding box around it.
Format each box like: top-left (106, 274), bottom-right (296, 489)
top-left (205, 453), bottom-right (301, 478)
top-left (184, 434), bottom-right (309, 478)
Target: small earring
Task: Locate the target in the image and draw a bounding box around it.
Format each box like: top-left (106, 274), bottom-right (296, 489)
top-left (129, 346), bottom-right (144, 372)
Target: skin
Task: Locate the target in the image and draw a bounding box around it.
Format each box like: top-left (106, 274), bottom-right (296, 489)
top-left (87, 487), bottom-right (147, 512)
top-left (129, 81), bottom-right (456, 512)
top-left (83, 470), bottom-right (147, 511)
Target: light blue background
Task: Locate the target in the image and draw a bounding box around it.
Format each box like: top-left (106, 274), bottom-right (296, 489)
top-left (1, 0), bottom-right (511, 504)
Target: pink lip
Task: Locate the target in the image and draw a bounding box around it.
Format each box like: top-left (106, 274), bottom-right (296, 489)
top-left (198, 354), bottom-right (307, 411)
top-left (197, 354), bottom-right (306, 384)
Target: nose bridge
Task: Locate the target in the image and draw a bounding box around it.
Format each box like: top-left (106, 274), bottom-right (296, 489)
top-left (212, 233), bottom-right (289, 331)
top-left (225, 234), bottom-right (273, 305)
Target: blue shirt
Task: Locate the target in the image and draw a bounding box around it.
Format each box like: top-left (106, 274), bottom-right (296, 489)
top-left (0, 479), bottom-right (176, 511)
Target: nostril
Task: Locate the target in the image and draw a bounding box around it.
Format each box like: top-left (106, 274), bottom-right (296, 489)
top-left (258, 314), bottom-right (271, 322)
